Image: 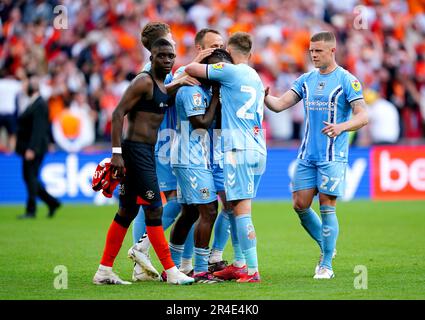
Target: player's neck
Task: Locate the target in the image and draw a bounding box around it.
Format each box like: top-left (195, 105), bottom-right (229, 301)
top-left (231, 52), bottom-right (249, 65)
top-left (318, 62), bottom-right (338, 75)
top-left (233, 57), bottom-right (249, 65)
top-left (151, 68), bottom-right (166, 84)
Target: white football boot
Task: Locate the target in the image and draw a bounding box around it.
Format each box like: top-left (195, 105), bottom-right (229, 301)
top-left (313, 266), bottom-right (335, 279)
top-left (166, 266), bottom-right (195, 285)
top-left (315, 249), bottom-right (337, 274)
top-left (128, 245), bottom-right (160, 279)
top-left (93, 265), bottom-right (131, 285)
top-left (132, 263), bottom-right (160, 282)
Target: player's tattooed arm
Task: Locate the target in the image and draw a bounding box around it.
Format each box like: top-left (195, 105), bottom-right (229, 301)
top-left (264, 89), bottom-right (301, 113)
top-left (110, 74), bottom-right (151, 176)
top-left (346, 98), bottom-right (369, 131)
top-left (321, 98), bottom-right (369, 138)
top-left (189, 85), bottom-right (220, 129)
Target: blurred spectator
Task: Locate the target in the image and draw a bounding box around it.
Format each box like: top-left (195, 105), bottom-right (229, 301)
top-left (1, 0), bottom-right (425, 149)
top-left (363, 89), bottom-right (400, 145)
top-left (0, 67), bottom-right (22, 152)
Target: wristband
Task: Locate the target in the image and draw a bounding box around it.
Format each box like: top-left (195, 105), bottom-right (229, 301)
top-left (112, 147), bottom-right (122, 154)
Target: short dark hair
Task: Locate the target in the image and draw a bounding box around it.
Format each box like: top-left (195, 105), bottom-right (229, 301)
top-left (310, 31), bottom-right (336, 43)
top-left (227, 32), bottom-right (252, 55)
top-left (141, 22), bottom-right (171, 51)
top-left (201, 48), bottom-right (233, 64)
top-left (194, 28), bottom-right (221, 46)
top-left (151, 38), bottom-right (174, 51)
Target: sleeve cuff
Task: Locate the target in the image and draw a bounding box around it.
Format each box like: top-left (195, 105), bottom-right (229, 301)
top-left (349, 97), bottom-right (363, 104)
top-left (291, 88), bottom-right (302, 99)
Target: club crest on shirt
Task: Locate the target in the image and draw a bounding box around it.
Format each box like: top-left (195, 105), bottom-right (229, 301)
top-left (212, 62), bottom-right (224, 70)
top-left (317, 81), bottom-right (325, 91)
top-left (192, 93), bottom-right (202, 107)
top-left (351, 79), bottom-right (362, 92)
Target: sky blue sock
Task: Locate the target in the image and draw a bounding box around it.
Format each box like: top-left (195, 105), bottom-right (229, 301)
top-left (182, 223), bottom-right (195, 260)
top-left (295, 207), bottom-right (323, 252)
top-left (320, 205), bottom-right (339, 270)
top-left (229, 212), bottom-right (245, 264)
top-left (132, 198), bottom-right (181, 244)
top-left (169, 243), bottom-right (184, 268)
top-left (194, 247), bottom-right (210, 274)
top-left (162, 197), bottom-right (181, 230)
top-left (236, 214), bottom-right (258, 273)
top-left (212, 209), bottom-right (231, 251)
top-left (132, 207), bottom-right (146, 244)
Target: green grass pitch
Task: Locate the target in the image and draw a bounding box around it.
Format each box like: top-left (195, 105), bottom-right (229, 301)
top-left (0, 201), bottom-right (424, 300)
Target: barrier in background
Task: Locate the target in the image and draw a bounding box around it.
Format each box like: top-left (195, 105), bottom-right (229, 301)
top-left (0, 146), bottom-right (424, 204)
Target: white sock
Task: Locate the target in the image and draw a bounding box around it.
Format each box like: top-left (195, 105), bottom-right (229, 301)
top-left (233, 260), bottom-right (245, 268)
top-left (99, 264), bottom-right (112, 272)
top-left (208, 249), bottom-right (223, 264)
top-left (248, 267), bottom-right (258, 275)
top-left (180, 258), bottom-right (193, 272)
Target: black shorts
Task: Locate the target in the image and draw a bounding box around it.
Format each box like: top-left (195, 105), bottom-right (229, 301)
top-left (0, 115), bottom-right (17, 134)
top-left (119, 140), bottom-right (162, 213)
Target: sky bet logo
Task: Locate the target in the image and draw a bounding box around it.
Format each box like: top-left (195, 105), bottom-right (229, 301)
top-left (41, 154), bottom-right (97, 198)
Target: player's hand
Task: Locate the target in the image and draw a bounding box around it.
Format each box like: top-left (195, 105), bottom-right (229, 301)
top-left (193, 48), bottom-right (216, 63)
top-left (322, 121), bottom-right (344, 138)
top-left (110, 154), bottom-right (125, 179)
top-left (24, 149), bottom-right (35, 161)
top-left (178, 74), bottom-right (201, 86)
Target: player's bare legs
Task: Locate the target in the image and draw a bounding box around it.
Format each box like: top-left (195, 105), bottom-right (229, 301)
top-left (194, 201), bottom-right (218, 249)
top-left (169, 204), bottom-right (198, 250)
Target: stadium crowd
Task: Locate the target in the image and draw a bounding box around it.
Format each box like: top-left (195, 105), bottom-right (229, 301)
top-left (0, 0), bottom-right (424, 153)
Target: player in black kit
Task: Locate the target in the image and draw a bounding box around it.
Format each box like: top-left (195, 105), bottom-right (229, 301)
top-left (93, 39), bottom-right (194, 286)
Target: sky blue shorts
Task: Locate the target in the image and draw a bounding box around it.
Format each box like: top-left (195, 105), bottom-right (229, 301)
top-left (212, 163), bottom-right (225, 192)
top-left (291, 158), bottom-right (347, 197)
top-left (156, 156), bottom-right (177, 192)
top-left (223, 149), bottom-right (266, 201)
top-left (175, 167), bottom-right (217, 205)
